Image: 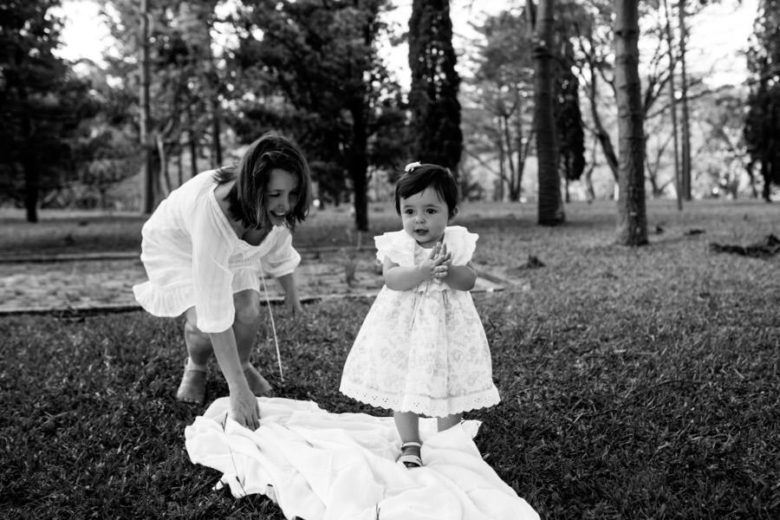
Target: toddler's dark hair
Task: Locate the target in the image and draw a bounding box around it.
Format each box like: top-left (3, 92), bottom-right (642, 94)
top-left (215, 131), bottom-right (312, 230)
top-left (394, 163), bottom-right (459, 219)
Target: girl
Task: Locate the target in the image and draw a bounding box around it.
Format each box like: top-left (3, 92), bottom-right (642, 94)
top-left (339, 162), bottom-right (500, 468)
top-left (133, 132), bottom-right (312, 430)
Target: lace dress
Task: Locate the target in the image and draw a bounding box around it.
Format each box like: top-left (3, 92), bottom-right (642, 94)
top-left (340, 226), bottom-right (500, 417)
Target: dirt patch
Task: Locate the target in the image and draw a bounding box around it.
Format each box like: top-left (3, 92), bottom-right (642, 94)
top-left (0, 249), bottom-right (504, 314)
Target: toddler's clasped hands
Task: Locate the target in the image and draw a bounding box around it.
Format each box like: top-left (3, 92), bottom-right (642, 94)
top-left (421, 242), bottom-right (452, 282)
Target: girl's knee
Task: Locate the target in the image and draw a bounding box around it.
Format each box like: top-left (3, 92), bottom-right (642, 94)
top-left (234, 290), bottom-right (261, 325)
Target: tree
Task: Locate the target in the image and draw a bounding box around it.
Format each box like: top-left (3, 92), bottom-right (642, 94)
top-left (662, 0), bottom-right (682, 210)
top-left (614, 0), bottom-right (648, 245)
top-left (467, 9), bottom-right (535, 202)
top-left (744, 0), bottom-right (780, 202)
top-left (234, 0), bottom-right (403, 231)
top-left (529, 0), bottom-right (565, 225)
top-left (677, 0), bottom-right (692, 201)
top-left (101, 0), bottom-right (226, 212)
top-left (0, 0), bottom-right (93, 222)
top-left (408, 0), bottom-right (463, 172)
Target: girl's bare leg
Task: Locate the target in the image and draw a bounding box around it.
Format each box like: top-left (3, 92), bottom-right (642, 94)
top-left (232, 289), bottom-right (272, 396)
top-left (437, 413), bottom-right (462, 432)
top-left (177, 307), bottom-right (211, 403)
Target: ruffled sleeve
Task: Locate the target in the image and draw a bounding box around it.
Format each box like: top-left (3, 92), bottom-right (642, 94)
top-left (443, 226), bottom-right (478, 265)
top-left (374, 231), bottom-right (414, 266)
top-left (260, 227), bottom-right (301, 277)
top-left (189, 205), bottom-right (236, 333)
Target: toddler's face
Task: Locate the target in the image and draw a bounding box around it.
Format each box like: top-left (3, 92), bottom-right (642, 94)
top-left (264, 168), bottom-right (300, 226)
top-left (400, 187), bottom-right (449, 248)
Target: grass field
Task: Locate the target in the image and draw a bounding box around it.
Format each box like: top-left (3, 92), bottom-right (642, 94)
top-left (1, 199), bottom-right (778, 519)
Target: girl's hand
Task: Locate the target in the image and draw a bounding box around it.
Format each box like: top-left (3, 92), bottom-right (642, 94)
top-left (229, 386), bottom-right (261, 430)
top-left (284, 293), bottom-right (303, 318)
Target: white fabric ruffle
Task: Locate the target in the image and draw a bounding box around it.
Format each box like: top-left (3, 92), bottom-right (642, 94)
top-left (374, 226), bottom-right (477, 267)
top-left (184, 397), bottom-right (539, 520)
top-left (132, 170), bottom-right (300, 332)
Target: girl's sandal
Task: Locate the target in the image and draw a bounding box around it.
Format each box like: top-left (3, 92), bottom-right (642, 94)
top-left (397, 441), bottom-right (423, 468)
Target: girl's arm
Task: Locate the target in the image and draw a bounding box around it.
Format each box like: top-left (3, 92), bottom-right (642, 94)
top-left (442, 262), bottom-right (477, 291)
top-left (209, 329), bottom-right (260, 429)
top-left (276, 272), bottom-right (302, 316)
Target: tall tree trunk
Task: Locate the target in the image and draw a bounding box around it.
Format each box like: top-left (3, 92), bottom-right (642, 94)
top-left (187, 105), bottom-right (198, 179)
top-left (349, 97), bottom-right (369, 231)
top-left (678, 0), bottom-right (692, 200)
top-left (502, 112), bottom-right (517, 200)
top-left (615, 0), bottom-right (648, 245)
top-left (531, 0), bottom-right (565, 225)
top-left (495, 115), bottom-right (506, 201)
top-left (140, 0), bottom-right (155, 214)
top-left (663, 0), bottom-right (682, 211)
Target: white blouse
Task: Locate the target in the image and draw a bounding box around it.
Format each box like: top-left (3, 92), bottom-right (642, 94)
top-left (133, 170), bottom-right (300, 333)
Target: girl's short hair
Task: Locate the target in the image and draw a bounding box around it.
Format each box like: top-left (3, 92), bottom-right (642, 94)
top-left (394, 163), bottom-right (459, 219)
top-left (215, 132), bottom-right (312, 230)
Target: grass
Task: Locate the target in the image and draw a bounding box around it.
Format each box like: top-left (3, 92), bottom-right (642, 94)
top-left (1, 199), bottom-right (779, 519)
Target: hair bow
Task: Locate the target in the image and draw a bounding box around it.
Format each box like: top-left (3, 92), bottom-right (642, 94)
top-left (404, 161), bottom-right (421, 173)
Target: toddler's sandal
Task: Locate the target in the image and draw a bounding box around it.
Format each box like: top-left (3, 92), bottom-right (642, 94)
top-left (397, 441), bottom-right (423, 468)
top-left (176, 367), bottom-right (207, 405)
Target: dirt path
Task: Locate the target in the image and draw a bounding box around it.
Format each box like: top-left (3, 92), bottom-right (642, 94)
top-left (0, 250), bottom-right (504, 315)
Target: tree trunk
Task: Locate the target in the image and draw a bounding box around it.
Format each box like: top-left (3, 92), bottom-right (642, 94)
top-left (22, 147), bottom-right (40, 223)
top-left (349, 98), bottom-right (369, 231)
top-left (502, 112), bottom-right (517, 200)
top-left (678, 0), bottom-right (692, 200)
top-left (614, 0), bottom-right (648, 245)
top-left (497, 115), bottom-right (506, 201)
top-left (531, 0), bottom-right (565, 225)
top-left (663, 0), bottom-right (682, 210)
top-left (140, 0), bottom-right (155, 214)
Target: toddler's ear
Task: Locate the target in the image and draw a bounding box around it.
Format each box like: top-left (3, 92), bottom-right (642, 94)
top-left (450, 207), bottom-right (459, 219)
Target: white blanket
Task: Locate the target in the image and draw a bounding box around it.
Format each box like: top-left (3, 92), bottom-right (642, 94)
top-left (185, 397), bottom-right (539, 520)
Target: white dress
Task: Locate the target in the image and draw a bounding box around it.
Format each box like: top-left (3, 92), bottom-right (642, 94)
top-left (132, 170), bottom-right (300, 333)
top-left (340, 226), bottom-right (500, 417)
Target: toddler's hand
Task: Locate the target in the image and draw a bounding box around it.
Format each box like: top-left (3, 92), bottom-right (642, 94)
top-left (433, 243), bottom-right (451, 281)
top-left (419, 243), bottom-right (444, 281)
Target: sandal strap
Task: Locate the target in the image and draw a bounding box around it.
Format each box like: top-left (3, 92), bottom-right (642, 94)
top-left (401, 441), bottom-right (422, 449)
top-left (397, 453), bottom-right (423, 467)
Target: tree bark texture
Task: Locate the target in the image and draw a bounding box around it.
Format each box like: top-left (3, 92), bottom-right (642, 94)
top-left (614, 0), bottom-right (648, 245)
top-left (662, 0), bottom-right (682, 210)
top-left (140, 0), bottom-right (155, 214)
top-left (678, 0), bottom-right (692, 200)
top-left (532, 0), bottom-right (565, 225)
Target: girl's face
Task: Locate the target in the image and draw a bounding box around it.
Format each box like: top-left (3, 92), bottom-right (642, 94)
top-left (264, 168), bottom-right (300, 227)
top-left (400, 186), bottom-right (450, 248)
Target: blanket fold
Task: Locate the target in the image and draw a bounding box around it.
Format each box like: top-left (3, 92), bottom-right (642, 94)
top-left (185, 397), bottom-right (539, 520)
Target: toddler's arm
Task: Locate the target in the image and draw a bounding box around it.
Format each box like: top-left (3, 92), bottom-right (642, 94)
top-left (382, 251), bottom-right (442, 290)
top-left (442, 262), bottom-right (477, 291)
